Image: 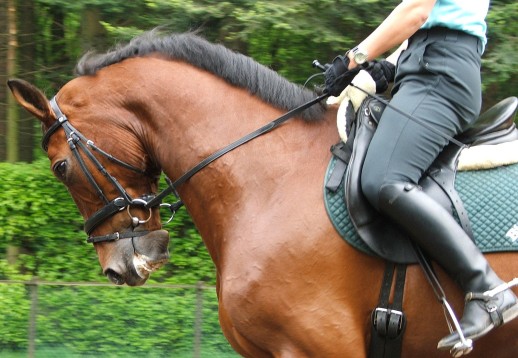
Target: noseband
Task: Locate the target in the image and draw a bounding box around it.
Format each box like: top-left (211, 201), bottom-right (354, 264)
top-left (47, 97), bottom-right (175, 244)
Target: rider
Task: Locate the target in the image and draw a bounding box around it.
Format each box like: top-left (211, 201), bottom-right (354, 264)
top-left (324, 0), bottom-right (518, 351)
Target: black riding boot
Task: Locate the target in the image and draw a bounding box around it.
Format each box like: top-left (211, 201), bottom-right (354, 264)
top-left (378, 183), bottom-right (518, 351)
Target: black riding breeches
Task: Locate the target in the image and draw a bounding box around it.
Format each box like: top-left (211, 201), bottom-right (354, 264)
top-left (361, 27), bottom-right (483, 210)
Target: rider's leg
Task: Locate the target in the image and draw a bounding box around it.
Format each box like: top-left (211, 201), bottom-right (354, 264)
top-left (360, 31), bottom-right (518, 349)
top-left (377, 182), bottom-right (518, 349)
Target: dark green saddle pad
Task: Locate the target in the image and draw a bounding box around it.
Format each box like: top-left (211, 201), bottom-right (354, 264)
top-left (324, 156), bottom-right (518, 255)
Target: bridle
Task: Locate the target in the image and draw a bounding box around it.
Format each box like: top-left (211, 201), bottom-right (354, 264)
top-left (46, 93), bottom-right (328, 244)
top-left (47, 97), bottom-right (173, 244)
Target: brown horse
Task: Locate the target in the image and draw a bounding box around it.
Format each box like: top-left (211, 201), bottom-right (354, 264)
top-left (8, 32), bottom-right (518, 357)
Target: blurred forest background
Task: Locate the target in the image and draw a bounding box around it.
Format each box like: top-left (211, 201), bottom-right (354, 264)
top-left (0, 0), bottom-right (516, 357)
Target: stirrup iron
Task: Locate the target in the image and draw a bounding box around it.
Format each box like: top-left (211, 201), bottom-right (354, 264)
top-left (412, 244), bottom-right (473, 356)
top-left (441, 298), bottom-right (473, 357)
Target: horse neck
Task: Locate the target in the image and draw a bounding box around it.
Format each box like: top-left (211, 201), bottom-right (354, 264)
top-left (136, 58), bottom-right (339, 264)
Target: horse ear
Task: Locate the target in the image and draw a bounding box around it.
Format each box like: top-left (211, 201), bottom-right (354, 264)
top-left (7, 78), bottom-right (54, 126)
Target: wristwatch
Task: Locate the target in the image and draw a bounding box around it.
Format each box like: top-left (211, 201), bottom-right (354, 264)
top-left (349, 46), bottom-right (369, 68)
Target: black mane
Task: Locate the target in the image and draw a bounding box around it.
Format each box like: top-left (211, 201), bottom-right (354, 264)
top-left (75, 31), bottom-right (326, 121)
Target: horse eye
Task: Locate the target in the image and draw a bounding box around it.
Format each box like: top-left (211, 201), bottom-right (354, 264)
top-left (53, 161), bottom-right (68, 180)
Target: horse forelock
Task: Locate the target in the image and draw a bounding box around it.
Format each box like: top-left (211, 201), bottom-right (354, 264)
top-left (75, 30), bottom-right (326, 121)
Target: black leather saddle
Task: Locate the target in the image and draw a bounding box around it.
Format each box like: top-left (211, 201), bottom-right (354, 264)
top-left (327, 96), bottom-right (518, 264)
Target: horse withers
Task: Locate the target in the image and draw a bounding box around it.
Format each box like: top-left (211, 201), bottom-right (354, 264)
top-left (8, 31), bottom-right (518, 357)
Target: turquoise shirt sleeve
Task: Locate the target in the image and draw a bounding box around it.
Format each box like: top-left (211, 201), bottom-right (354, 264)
top-left (421, 0), bottom-right (490, 52)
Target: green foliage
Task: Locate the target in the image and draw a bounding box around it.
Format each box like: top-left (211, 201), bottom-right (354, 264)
top-left (36, 285), bottom-right (192, 355)
top-left (482, 1), bottom-right (518, 104)
top-left (86, 0), bottom-right (396, 83)
top-left (0, 283), bottom-right (235, 356)
top-left (0, 159), bottom-right (92, 279)
top-left (0, 283), bottom-right (29, 349)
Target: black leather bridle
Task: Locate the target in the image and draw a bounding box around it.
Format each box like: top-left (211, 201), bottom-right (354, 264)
top-left (45, 93), bottom-right (327, 244)
top-left (47, 97), bottom-right (170, 244)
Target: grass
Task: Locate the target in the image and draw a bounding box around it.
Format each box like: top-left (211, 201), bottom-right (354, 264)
top-left (0, 347), bottom-right (240, 358)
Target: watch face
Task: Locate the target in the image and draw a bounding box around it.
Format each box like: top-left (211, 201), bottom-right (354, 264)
top-left (354, 52), bottom-right (368, 64)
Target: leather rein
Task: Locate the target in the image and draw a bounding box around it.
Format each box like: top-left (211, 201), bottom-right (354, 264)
top-left (46, 94), bottom-right (328, 244)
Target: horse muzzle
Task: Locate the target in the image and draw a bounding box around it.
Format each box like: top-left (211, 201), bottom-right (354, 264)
top-left (102, 229), bottom-right (170, 286)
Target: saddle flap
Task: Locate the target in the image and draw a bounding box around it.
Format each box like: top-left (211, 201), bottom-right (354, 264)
top-left (344, 98), bottom-right (418, 264)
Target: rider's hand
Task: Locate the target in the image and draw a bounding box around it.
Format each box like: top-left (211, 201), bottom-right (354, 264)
top-left (324, 55), bottom-right (360, 97)
top-left (365, 59), bottom-right (396, 93)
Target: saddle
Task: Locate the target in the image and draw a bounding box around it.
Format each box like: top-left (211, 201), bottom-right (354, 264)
top-left (327, 96), bottom-right (518, 264)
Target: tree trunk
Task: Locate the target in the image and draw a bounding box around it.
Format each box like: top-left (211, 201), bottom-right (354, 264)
top-left (16, 0), bottom-right (36, 162)
top-left (81, 6), bottom-right (107, 52)
top-left (6, 0), bottom-right (19, 163)
top-left (0, 0), bottom-right (8, 161)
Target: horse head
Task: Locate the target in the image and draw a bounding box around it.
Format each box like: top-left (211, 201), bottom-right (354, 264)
top-left (7, 78), bottom-right (170, 286)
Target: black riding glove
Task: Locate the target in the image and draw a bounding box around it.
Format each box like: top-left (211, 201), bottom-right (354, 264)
top-left (366, 59), bottom-right (396, 93)
top-left (324, 55), bottom-right (360, 97)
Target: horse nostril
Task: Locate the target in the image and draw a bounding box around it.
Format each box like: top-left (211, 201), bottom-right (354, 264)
top-left (105, 268), bottom-right (125, 285)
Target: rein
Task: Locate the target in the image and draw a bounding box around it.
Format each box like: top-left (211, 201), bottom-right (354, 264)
top-left (349, 84), bottom-right (466, 149)
top-left (146, 93), bottom-right (329, 208)
top-left (46, 93), bottom-right (328, 243)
